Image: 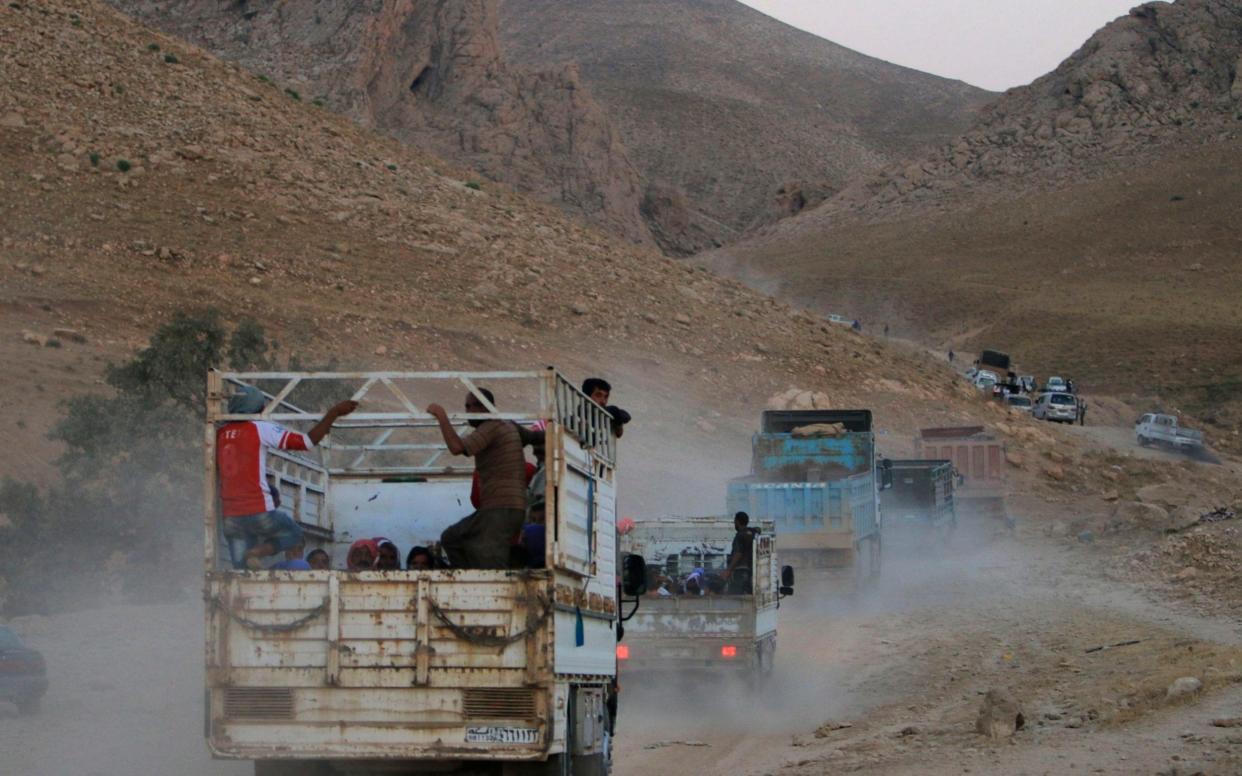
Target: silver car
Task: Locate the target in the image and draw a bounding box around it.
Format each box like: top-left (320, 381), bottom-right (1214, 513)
top-left (1033, 392), bottom-right (1078, 423)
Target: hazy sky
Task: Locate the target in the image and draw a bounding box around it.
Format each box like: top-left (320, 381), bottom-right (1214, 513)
top-left (737, 1), bottom-right (1166, 91)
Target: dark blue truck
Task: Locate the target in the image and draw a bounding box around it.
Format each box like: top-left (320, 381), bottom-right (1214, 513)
top-left (726, 410), bottom-right (886, 575)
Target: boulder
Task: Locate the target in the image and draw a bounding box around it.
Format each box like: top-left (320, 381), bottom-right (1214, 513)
top-left (1166, 676), bottom-right (1203, 700)
top-left (1111, 500), bottom-right (1171, 532)
top-left (976, 689), bottom-right (1025, 739)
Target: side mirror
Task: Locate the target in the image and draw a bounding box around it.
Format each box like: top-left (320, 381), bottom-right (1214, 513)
top-left (622, 554), bottom-right (647, 597)
top-left (779, 565), bottom-right (795, 596)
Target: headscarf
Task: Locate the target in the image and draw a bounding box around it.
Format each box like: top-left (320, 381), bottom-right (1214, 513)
top-left (373, 538), bottom-right (401, 570)
top-left (228, 385), bottom-right (266, 415)
top-left (346, 539), bottom-right (380, 571)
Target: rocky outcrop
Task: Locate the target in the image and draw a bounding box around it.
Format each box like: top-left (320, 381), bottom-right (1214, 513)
top-left (824, 0), bottom-right (1242, 216)
top-left (109, 0), bottom-right (654, 246)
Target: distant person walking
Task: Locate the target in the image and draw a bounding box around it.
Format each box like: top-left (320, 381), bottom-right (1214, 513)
top-left (948, 350), bottom-right (955, 364)
top-left (884, 323), bottom-right (890, 338)
top-left (1078, 399), bottom-right (1088, 426)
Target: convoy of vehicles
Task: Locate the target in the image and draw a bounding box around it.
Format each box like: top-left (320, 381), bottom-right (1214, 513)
top-left (1004, 394), bottom-right (1033, 413)
top-left (726, 410), bottom-right (885, 577)
top-left (880, 460), bottom-right (957, 543)
top-left (204, 370), bottom-right (644, 776)
top-left (1136, 413), bottom-right (1204, 451)
top-left (1032, 392), bottom-right (1079, 423)
top-left (0, 625), bottom-right (47, 715)
top-left (617, 517), bottom-right (792, 687)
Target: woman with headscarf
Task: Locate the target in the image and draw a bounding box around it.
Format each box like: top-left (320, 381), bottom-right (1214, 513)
top-left (346, 539), bottom-right (380, 571)
top-left (373, 538), bottom-right (401, 570)
top-left (216, 384), bottom-right (359, 569)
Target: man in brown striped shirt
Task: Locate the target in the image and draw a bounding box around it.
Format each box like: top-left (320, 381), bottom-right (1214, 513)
top-left (427, 389), bottom-right (542, 568)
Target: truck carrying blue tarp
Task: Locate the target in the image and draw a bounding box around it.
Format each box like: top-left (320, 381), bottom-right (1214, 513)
top-left (727, 410), bottom-right (881, 560)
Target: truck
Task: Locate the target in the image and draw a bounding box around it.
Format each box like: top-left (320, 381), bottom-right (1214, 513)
top-left (1136, 413), bottom-right (1205, 453)
top-left (914, 426), bottom-right (1010, 532)
top-left (203, 369), bottom-right (646, 776)
top-left (725, 410), bottom-right (886, 577)
top-left (616, 517), bottom-right (793, 687)
top-left (880, 460), bottom-right (957, 544)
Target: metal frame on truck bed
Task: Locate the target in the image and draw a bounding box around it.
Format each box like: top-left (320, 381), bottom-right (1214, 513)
top-left (203, 369), bottom-right (640, 775)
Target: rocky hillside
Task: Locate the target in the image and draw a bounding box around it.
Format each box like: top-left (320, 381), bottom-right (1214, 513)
top-left (499, 0), bottom-right (990, 254)
top-left (108, 0), bottom-right (655, 247)
top-left (2, 0), bottom-right (1017, 514)
top-left (769, 0), bottom-right (1242, 226)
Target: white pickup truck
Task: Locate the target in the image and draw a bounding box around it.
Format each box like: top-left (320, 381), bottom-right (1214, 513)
top-left (204, 369), bottom-right (645, 776)
top-left (617, 517), bottom-right (792, 687)
top-left (1136, 413), bottom-right (1204, 452)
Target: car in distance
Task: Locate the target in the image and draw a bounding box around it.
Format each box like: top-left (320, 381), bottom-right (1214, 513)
top-left (1136, 413), bottom-right (1204, 451)
top-left (1044, 376), bottom-right (1068, 393)
top-left (1004, 395), bottom-right (1033, 413)
top-left (0, 625), bottom-right (47, 715)
top-left (1032, 392), bottom-right (1078, 423)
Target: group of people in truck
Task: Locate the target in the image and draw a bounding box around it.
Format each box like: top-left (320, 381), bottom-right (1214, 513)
top-left (647, 512), bottom-right (758, 597)
top-left (215, 378), bottom-right (629, 571)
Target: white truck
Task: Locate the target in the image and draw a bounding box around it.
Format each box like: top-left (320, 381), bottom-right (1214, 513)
top-left (204, 369), bottom-right (645, 775)
top-left (616, 518), bottom-right (792, 687)
top-left (1136, 413), bottom-right (1205, 453)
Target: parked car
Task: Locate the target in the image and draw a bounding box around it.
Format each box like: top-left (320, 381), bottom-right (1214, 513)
top-left (1136, 413), bottom-right (1204, 451)
top-left (1032, 392), bottom-right (1078, 423)
top-left (1018, 375), bottom-right (1037, 394)
top-left (826, 314), bottom-right (851, 326)
top-left (1043, 376), bottom-right (1068, 393)
top-left (0, 625), bottom-right (47, 715)
top-left (973, 370), bottom-right (999, 391)
top-left (1005, 395), bottom-right (1033, 413)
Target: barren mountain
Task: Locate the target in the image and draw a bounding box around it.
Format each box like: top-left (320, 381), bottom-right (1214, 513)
top-left (108, 0), bottom-right (656, 247)
top-left (702, 0), bottom-right (1242, 449)
top-left (3, 0), bottom-right (1012, 514)
top-left (762, 0), bottom-right (1242, 227)
top-left (499, 0), bottom-right (990, 254)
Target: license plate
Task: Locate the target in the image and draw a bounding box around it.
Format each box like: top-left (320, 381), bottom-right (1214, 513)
top-left (466, 726), bottom-right (540, 745)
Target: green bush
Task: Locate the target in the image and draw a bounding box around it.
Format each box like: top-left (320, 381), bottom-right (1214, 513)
top-left (0, 310), bottom-right (278, 615)
top-left (116, 159), bottom-right (132, 172)
top-left (147, 42), bottom-right (160, 51)
top-left (164, 52), bottom-right (179, 64)
top-left (465, 181), bottom-right (482, 191)
top-left (285, 88), bottom-right (301, 101)
top-left (89, 152), bottom-right (101, 167)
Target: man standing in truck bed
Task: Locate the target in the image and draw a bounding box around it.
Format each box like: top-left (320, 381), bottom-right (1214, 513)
top-left (428, 389), bottom-right (542, 568)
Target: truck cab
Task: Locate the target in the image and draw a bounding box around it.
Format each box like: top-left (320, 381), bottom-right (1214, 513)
top-left (617, 517), bottom-right (791, 687)
top-left (1136, 413), bottom-right (1204, 451)
top-left (203, 369), bottom-right (641, 775)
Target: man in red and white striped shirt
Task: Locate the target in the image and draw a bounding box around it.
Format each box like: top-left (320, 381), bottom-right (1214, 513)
top-left (217, 385), bottom-right (357, 569)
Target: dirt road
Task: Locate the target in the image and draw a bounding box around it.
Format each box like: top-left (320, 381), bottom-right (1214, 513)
top-left (4, 520), bottom-right (1241, 776)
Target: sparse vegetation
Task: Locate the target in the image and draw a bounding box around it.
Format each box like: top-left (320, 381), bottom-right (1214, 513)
top-left (257, 74), bottom-right (271, 84)
top-left (285, 88), bottom-right (301, 101)
top-left (163, 52), bottom-right (179, 64)
top-left (387, 163), bottom-right (398, 171)
top-left (116, 158), bottom-right (132, 172)
top-left (89, 152), bottom-right (100, 167)
top-left (146, 42), bottom-right (159, 51)
top-left (1170, 194), bottom-right (1185, 202)
top-left (465, 181), bottom-right (482, 191)
top-left (312, 97), bottom-right (326, 107)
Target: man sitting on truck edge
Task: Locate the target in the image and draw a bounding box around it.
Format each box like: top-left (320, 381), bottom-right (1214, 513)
top-left (427, 389), bottom-right (543, 569)
top-left (722, 511), bottom-right (757, 594)
top-left (217, 385), bottom-right (357, 569)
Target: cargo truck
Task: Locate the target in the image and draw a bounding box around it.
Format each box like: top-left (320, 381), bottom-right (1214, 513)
top-left (914, 426), bottom-right (1010, 532)
top-left (203, 369), bottom-right (645, 776)
top-left (726, 410), bottom-right (887, 577)
top-left (880, 459), bottom-right (956, 544)
top-left (616, 517), bottom-right (793, 687)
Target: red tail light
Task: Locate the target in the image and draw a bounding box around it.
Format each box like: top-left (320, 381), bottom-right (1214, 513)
top-left (720, 645), bottom-right (737, 659)
top-left (616, 645), bottom-right (630, 660)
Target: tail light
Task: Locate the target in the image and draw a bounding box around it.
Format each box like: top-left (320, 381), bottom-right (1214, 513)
top-left (720, 645), bottom-right (737, 659)
top-left (616, 645), bottom-right (629, 660)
